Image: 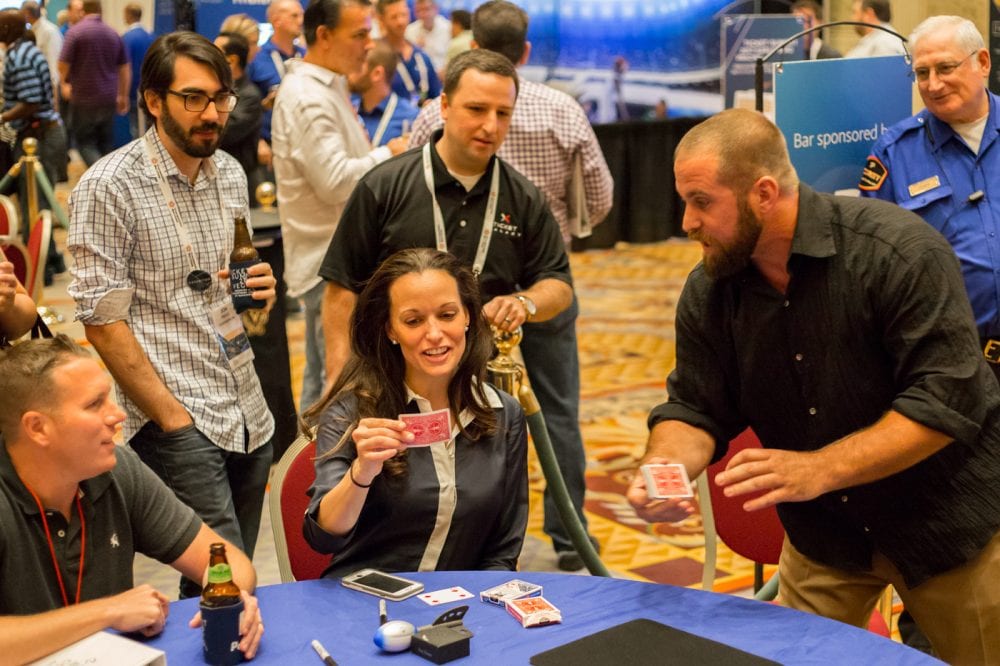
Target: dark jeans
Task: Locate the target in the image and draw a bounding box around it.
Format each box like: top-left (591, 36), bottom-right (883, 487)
top-left (519, 296), bottom-right (590, 552)
top-left (130, 421), bottom-right (272, 599)
top-left (72, 104), bottom-right (115, 166)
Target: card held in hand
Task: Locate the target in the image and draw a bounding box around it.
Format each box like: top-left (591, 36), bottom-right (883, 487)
top-left (641, 463), bottom-right (694, 499)
top-left (399, 408), bottom-right (452, 446)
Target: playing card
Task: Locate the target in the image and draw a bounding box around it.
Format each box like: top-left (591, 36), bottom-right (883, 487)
top-left (418, 586), bottom-right (474, 606)
top-left (399, 408), bottom-right (452, 446)
top-left (641, 463), bottom-right (694, 499)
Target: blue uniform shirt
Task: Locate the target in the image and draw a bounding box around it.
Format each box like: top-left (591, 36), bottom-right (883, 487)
top-left (861, 91), bottom-right (1000, 338)
top-left (355, 92), bottom-right (419, 147)
top-left (390, 45), bottom-right (440, 105)
top-left (247, 39), bottom-right (305, 142)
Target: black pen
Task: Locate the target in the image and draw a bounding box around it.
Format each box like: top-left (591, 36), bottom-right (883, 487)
top-left (311, 639), bottom-right (338, 666)
top-left (379, 598), bottom-right (387, 625)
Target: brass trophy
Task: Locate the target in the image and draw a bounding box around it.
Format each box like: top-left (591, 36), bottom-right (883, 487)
top-left (238, 183), bottom-right (278, 336)
top-left (255, 181), bottom-right (277, 211)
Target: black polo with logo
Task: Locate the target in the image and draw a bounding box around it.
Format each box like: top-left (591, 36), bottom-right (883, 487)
top-left (320, 130), bottom-right (571, 301)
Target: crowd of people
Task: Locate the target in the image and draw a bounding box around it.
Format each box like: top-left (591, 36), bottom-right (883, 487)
top-left (0, 0), bottom-right (999, 663)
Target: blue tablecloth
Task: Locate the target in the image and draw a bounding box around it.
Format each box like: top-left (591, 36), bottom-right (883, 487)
top-left (146, 571), bottom-right (939, 665)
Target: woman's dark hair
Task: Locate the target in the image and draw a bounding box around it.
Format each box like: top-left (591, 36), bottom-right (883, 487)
top-left (138, 31), bottom-right (234, 127)
top-left (303, 249), bottom-right (498, 476)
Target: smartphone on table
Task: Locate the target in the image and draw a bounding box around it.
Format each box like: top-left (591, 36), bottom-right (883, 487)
top-left (341, 569), bottom-right (424, 601)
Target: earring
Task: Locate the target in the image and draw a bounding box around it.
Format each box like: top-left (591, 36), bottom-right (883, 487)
top-left (464, 325), bottom-right (469, 332)
top-left (390, 338), bottom-right (399, 345)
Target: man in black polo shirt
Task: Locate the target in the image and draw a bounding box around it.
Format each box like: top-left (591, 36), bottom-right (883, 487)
top-left (320, 50), bottom-right (587, 567)
top-left (0, 336), bottom-right (264, 664)
top-left (625, 108), bottom-right (1000, 664)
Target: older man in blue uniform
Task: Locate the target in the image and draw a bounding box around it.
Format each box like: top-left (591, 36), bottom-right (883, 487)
top-left (862, 15), bottom-right (1000, 379)
top-left (860, 15), bottom-right (1000, 655)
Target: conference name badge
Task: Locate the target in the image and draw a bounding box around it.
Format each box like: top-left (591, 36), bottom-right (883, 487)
top-left (210, 300), bottom-right (255, 370)
top-left (907, 175), bottom-right (941, 198)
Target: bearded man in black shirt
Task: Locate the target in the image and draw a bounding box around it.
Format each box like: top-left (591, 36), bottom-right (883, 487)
top-left (627, 108), bottom-right (1000, 665)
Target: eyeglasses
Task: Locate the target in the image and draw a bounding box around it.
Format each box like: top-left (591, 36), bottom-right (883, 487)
top-left (166, 89), bottom-right (239, 113)
top-left (913, 51), bottom-right (978, 82)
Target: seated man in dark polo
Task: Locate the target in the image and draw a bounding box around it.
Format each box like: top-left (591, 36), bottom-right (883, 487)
top-left (0, 336), bottom-right (264, 664)
top-left (627, 108), bottom-right (1000, 664)
top-left (320, 51), bottom-right (574, 488)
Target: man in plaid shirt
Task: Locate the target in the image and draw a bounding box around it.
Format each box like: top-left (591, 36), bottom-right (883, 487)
top-left (68, 32), bottom-right (277, 599)
top-left (409, 0), bottom-right (613, 571)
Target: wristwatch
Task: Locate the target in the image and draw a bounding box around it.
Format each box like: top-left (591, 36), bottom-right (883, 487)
top-left (515, 294), bottom-right (536, 321)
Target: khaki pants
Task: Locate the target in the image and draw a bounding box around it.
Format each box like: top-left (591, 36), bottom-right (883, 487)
top-left (776, 531), bottom-right (1000, 665)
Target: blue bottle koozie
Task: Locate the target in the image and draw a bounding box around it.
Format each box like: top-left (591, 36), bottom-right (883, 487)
top-left (200, 598), bottom-right (244, 665)
top-left (229, 259), bottom-right (264, 313)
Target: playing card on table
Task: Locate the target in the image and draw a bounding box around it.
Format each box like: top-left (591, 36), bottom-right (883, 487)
top-left (418, 586), bottom-right (474, 606)
top-left (399, 408), bottom-right (451, 446)
top-left (641, 463), bottom-right (694, 499)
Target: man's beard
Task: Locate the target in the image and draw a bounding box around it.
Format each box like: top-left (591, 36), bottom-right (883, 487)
top-left (692, 198), bottom-right (763, 280)
top-left (161, 103), bottom-right (223, 158)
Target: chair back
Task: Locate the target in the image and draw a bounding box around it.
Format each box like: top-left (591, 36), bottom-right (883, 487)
top-left (24, 211), bottom-right (51, 303)
top-left (706, 428), bottom-right (785, 565)
top-left (269, 436), bottom-right (329, 582)
top-left (2, 242), bottom-right (28, 286)
top-left (0, 195), bottom-right (19, 241)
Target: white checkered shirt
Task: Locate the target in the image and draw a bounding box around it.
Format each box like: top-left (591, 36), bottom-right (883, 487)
top-left (410, 78), bottom-right (614, 244)
top-left (68, 129), bottom-right (274, 453)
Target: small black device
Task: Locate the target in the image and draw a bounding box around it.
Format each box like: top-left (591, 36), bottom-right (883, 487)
top-left (410, 606), bottom-right (473, 665)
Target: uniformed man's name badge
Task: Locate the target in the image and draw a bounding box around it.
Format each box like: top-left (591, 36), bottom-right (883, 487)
top-left (858, 156), bottom-right (887, 191)
top-left (907, 175), bottom-right (941, 197)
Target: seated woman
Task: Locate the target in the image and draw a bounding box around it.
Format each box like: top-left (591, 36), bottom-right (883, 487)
top-left (303, 248), bottom-right (528, 577)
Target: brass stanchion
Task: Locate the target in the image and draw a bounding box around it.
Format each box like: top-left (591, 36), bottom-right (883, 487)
top-left (487, 326), bottom-right (609, 576)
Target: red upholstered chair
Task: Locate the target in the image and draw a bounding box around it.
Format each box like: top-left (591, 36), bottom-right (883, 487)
top-left (699, 428), bottom-right (891, 637)
top-left (0, 195), bottom-right (19, 241)
top-left (268, 436), bottom-right (329, 582)
top-left (24, 211), bottom-right (51, 302)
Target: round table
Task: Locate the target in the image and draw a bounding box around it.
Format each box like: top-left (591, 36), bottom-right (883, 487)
top-left (146, 571), bottom-right (940, 664)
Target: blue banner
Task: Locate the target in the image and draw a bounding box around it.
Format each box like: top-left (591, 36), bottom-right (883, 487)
top-left (774, 56), bottom-right (912, 193)
top-left (722, 15), bottom-right (803, 109)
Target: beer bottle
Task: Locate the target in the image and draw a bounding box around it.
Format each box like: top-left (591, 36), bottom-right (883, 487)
top-left (229, 215), bottom-right (264, 313)
top-left (201, 543), bottom-right (242, 608)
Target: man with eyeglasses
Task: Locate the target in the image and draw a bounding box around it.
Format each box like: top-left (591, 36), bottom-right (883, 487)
top-left (861, 19), bottom-right (998, 653)
top-left (862, 17), bottom-right (999, 380)
top-left (67, 31), bottom-right (277, 601)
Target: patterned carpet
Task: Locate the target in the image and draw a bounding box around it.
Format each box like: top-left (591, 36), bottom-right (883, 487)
top-left (558, 240), bottom-right (759, 591)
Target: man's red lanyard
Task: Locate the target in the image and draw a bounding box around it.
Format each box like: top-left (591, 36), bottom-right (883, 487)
top-left (24, 484), bottom-right (86, 606)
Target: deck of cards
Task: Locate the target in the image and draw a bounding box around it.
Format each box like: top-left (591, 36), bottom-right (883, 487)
top-left (506, 597), bottom-right (562, 628)
top-left (641, 463), bottom-right (694, 499)
top-left (400, 408), bottom-right (452, 447)
top-left (479, 579), bottom-right (543, 607)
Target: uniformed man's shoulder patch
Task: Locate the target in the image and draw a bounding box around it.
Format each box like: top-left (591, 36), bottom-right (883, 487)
top-left (858, 156), bottom-right (887, 191)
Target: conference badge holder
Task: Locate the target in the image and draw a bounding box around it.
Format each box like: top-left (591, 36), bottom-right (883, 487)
top-left (209, 300), bottom-right (255, 370)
